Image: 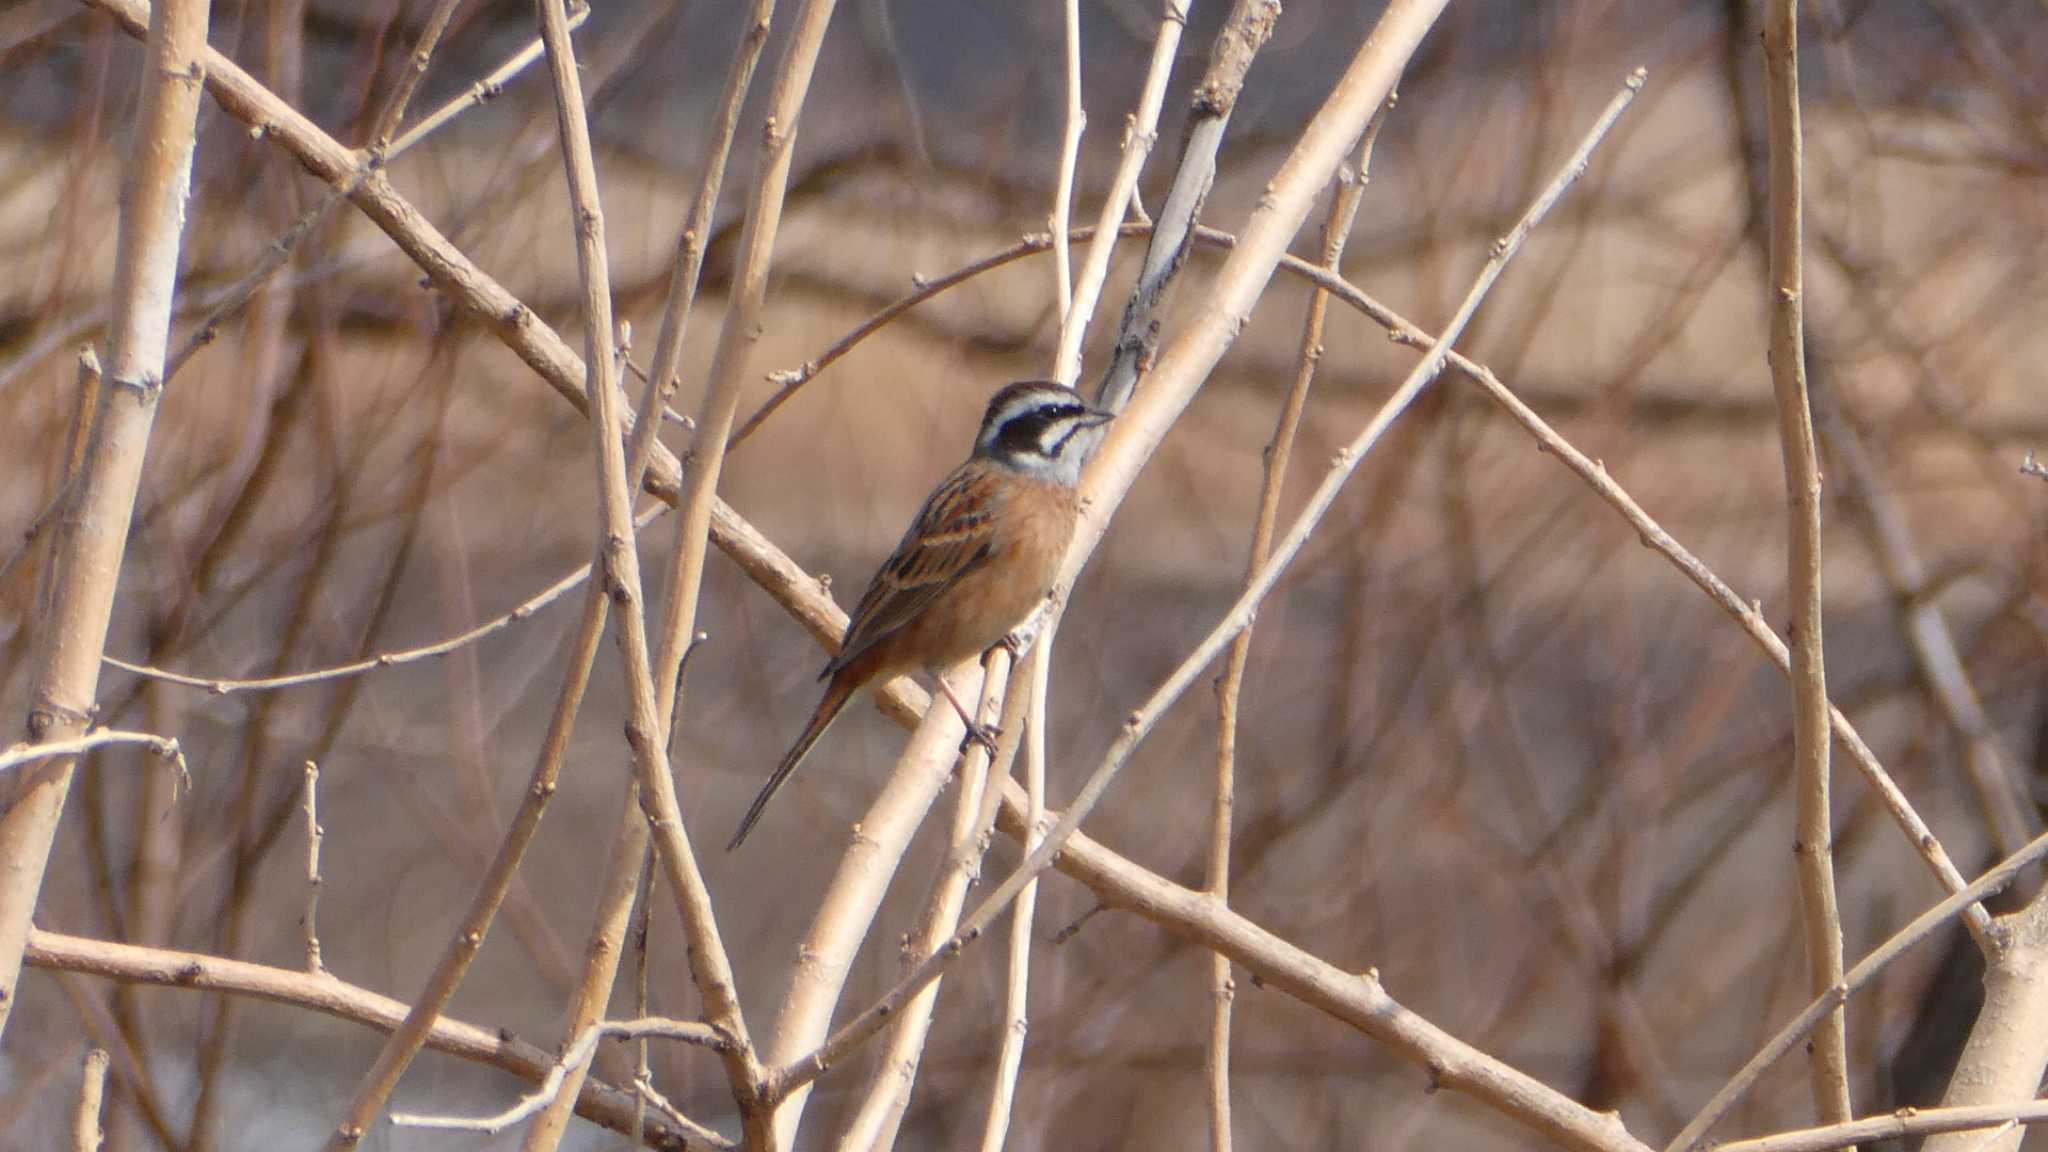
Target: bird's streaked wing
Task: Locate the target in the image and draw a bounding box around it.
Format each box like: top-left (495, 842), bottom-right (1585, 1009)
top-left (824, 463), bottom-right (999, 678)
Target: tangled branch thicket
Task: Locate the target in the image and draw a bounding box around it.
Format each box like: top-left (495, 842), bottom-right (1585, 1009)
top-left (2, 2), bottom-right (2046, 1150)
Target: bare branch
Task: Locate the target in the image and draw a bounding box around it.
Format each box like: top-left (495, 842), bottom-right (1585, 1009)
top-left (0, 730), bottom-right (184, 783)
top-left (25, 931), bottom-right (719, 1150)
top-left (301, 761), bottom-right (324, 975)
top-left (990, 783), bottom-right (1650, 1152)
top-left (829, 657), bottom-right (1030, 1152)
top-left (1093, 0), bottom-right (1281, 412)
top-left (389, 1017), bottom-right (727, 1135)
top-left (1761, 0), bottom-right (1853, 1131)
top-left (1712, 1101), bottom-right (2048, 1152)
top-left (102, 503), bottom-right (667, 695)
top-left (524, 6), bottom-right (778, 1142)
top-left (72, 1048), bottom-right (108, 1152)
top-left (1053, 0), bottom-right (1190, 383)
top-left (1666, 825), bottom-right (2048, 1152)
top-left (0, 0), bottom-right (212, 1039)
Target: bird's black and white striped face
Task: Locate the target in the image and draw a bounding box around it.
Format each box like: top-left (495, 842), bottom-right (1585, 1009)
top-left (973, 380), bottom-right (1114, 485)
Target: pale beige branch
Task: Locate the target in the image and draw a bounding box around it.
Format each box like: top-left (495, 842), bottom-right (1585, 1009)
top-left (976, 644), bottom-right (1050, 1152)
top-left (72, 1047), bottom-right (108, 1152)
top-left (525, 0), bottom-right (777, 1145)
top-left (1761, 2), bottom-right (1852, 1129)
top-left (828, 654), bottom-right (1027, 1152)
top-left (1048, 0), bottom-right (1084, 323)
top-left (102, 505), bottom-right (662, 694)
top-left (1053, 0), bottom-right (1189, 383)
top-left (1712, 1100), bottom-right (2048, 1152)
top-left (522, 4), bottom-right (776, 1146)
top-left (1919, 893), bottom-right (2048, 1152)
top-left (367, 0), bottom-right (464, 147)
top-left (0, 730), bottom-right (184, 781)
top-left (0, 0), bottom-right (211, 1039)
top-left (301, 760), bottom-right (324, 974)
top-left (388, 1017), bottom-right (726, 1134)
top-left (1092, 0), bottom-right (1281, 413)
top-left (24, 930), bottom-right (720, 1150)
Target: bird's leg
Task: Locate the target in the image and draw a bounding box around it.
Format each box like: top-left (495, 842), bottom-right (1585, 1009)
top-left (935, 674), bottom-right (1001, 755)
top-left (1000, 599), bottom-right (1053, 659)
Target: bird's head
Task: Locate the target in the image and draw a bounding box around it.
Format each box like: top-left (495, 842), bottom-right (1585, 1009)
top-left (973, 380), bottom-right (1115, 485)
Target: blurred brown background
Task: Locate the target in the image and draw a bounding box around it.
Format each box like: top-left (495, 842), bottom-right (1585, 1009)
top-left (2, 0), bottom-right (2046, 1148)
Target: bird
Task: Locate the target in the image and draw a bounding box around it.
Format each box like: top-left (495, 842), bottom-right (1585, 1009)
top-left (729, 380), bottom-right (1114, 850)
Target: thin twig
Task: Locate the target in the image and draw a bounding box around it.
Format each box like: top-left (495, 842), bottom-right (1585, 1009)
top-left (1203, 88), bottom-right (1393, 1152)
top-left (769, 64), bottom-right (1643, 1108)
top-left (50, 970), bottom-right (177, 1148)
top-left (72, 1048), bottom-right (108, 1152)
top-left (301, 760), bottom-right (324, 975)
top-left (1053, 0), bottom-right (1190, 383)
top-left (25, 931), bottom-right (724, 1150)
top-left (0, 730), bottom-right (185, 786)
top-left (976, 645), bottom-right (1050, 1152)
top-left (389, 1017), bottom-right (726, 1133)
top-left (1762, 2), bottom-right (1852, 1130)
top-left (1048, 0), bottom-right (1084, 324)
top-left (367, 0), bottom-right (464, 148)
top-left (102, 501), bottom-right (665, 694)
top-left (1666, 825), bottom-right (2048, 1152)
top-left (628, 850), bottom-right (658, 1151)
top-left (1710, 1100), bottom-right (2048, 1152)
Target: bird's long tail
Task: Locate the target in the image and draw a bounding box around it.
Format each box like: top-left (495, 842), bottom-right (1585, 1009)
top-left (729, 673), bottom-right (856, 850)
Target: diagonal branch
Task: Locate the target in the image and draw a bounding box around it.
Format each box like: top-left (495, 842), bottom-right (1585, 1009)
top-left (0, 0), bottom-right (212, 1043)
top-left (24, 930), bottom-right (724, 1150)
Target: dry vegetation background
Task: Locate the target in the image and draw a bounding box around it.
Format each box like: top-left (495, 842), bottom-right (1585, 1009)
top-left (2, 0), bottom-right (2047, 1150)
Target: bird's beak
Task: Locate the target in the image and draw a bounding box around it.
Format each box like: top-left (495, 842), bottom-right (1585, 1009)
top-left (1079, 406), bottom-right (1115, 428)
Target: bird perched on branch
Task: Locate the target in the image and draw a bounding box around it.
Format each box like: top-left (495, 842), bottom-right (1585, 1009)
top-left (730, 380), bottom-right (1114, 849)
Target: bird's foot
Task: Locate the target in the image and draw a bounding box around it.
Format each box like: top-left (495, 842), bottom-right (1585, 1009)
top-left (960, 721), bottom-right (1003, 757)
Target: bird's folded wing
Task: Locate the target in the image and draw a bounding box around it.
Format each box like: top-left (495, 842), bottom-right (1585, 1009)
top-left (825, 464), bottom-right (999, 677)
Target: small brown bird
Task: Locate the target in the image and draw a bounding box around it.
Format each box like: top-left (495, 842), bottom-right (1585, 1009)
top-left (729, 381), bottom-right (1113, 849)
